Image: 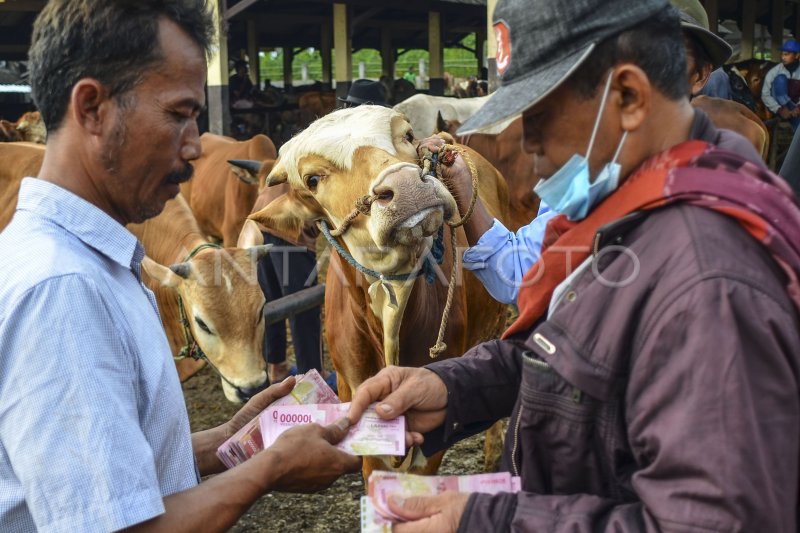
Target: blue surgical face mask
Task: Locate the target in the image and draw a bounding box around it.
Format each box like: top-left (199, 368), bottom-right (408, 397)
top-left (533, 72), bottom-right (628, 221)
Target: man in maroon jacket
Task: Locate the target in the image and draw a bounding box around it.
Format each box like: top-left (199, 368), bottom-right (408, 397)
top-left (349, 0), bottom-right (800, 531)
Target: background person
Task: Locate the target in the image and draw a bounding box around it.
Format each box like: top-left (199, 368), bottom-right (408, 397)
top-left (762, 39), bottom-right (800, 130)
top-left (0, 2), bottom-right (360, 531)
top-left (229, 58), bottom-right (255, 108)
top-left (350, 0), bottom-right (800, 531)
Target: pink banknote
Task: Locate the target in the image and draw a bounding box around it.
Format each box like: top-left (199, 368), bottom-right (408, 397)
top-left (360, 496), bottom-right (392, 533)
top-left (261, 403), bottom-right (406, 456)
top-left (367, 471), bottom-right (521, 522)
top-left (216, 369), bottom-right (339, 469)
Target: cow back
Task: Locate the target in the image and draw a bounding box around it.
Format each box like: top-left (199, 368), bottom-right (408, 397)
top-left (184, 133), bottom-right (277, 247)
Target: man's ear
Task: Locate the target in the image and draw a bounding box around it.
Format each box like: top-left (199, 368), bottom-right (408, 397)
top-left (690, 63), bottom-right (714, 97)
top-left (70, 78), bottom-right (112, 136)
top-left (614, 65), bottom-right (650, 132)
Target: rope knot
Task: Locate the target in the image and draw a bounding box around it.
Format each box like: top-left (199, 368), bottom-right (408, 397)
top-left (429, 341), bottom-right (447, 359)
top-left (355, 195), bottom-right (374, 215)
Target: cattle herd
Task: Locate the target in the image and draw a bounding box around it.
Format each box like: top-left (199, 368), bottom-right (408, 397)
top-left (0, 68), bottom-right (786, 483)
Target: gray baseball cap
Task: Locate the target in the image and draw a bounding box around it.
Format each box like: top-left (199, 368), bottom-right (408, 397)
top-left (459, 0), bottom-right (669, 134)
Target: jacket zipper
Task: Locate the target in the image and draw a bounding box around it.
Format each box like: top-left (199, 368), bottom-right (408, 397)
top-left (511, 405), bottom-right (523, 476)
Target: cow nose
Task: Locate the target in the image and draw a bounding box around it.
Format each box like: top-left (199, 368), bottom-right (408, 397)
top-left (236, 380), bottom-right (269, 402)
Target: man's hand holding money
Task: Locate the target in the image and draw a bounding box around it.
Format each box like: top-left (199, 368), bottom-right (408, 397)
top-left (347, 366), bottom-right (449, 448)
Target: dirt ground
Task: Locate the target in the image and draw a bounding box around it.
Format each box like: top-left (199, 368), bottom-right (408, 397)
top-left (182, 365), bottom-right (489, 533)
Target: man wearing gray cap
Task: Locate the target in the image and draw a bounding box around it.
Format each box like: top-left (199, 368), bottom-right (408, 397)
top-left (349, 0), bottom-right (800, 531)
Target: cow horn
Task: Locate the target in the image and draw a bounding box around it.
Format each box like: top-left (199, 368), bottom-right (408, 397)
top-left (169, 262), bottom-right (192, 279)
top-left (228, 159), bottom-right (262, 186)
top-left (436, 111), bottom-right (448, 133)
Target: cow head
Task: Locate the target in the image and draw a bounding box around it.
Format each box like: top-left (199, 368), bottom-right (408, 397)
top-left (249, 106), bottom-right (458, 367)
top-left (143, 220), bottom-right (271, 403)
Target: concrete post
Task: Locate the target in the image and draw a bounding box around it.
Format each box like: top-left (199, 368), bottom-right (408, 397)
top-left (381, 29), bottom-right (394, 81)
top-left (772, 0), bottom-right (785, 59)
top-left (283, 47), bottom-right (294, 89)
top-left (246, 19), bottom-right (259, 87)
top-left (428, 11), bottom-right (444, 95)
top-left (321, 23), bottom-right (333, 91)
top-left (741, 0), bottom-right (756, 60)
top-left (206, 0), bottom-right (230, 135)
top-left (334, 3), bottom-right (352, 99)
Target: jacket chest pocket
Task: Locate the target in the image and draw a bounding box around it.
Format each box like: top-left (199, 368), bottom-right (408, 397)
top-left (511, 350), bottom-right (612, 496)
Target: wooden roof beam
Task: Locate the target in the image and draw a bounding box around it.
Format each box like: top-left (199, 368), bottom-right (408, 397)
top-left (225, 0), bottom-right (260, 20)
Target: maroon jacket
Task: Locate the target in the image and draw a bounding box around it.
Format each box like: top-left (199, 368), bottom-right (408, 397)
top-left (424, 115), bottom-right (800, 531)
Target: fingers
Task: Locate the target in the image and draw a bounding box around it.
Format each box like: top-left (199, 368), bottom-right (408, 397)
top-left (390, 492), bottom-right (468, 533)
top-left (347, 369), bottom-right (396, 422)
top-left (405, 431), bottom-right (424, 448)
top-left (389, 494), bottom-right (440, 522)
top-left (321, 417), bottom-right (352, 444)
top-left (251, 376), bottom-right (295, 408)
top-left (416, 136), bottom-right (446, 157)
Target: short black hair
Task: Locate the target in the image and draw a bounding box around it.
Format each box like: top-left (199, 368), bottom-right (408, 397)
top-left (567, 5), bottom-right (687, 101)
top-left (29, 0), bottom-right (216, 132)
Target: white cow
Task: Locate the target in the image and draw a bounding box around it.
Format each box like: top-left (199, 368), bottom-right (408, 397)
top-left (393, 94), bottom-right (516, 138)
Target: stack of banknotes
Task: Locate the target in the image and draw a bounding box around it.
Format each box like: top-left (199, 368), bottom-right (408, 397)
top-left (216, 369), bottom-right (340, 468)
top-left (217, 369), bottom-right (407, 468)
top-left (361, 471), bottom-right (522, 532)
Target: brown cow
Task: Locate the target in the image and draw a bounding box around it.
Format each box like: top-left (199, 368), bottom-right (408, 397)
top-left (691, 95), bottom-right (770, 160)
top-left (249, 105), bottom-right (509, 476)
top-left (0, 120), bottom-right (22, 142)
top-left (0, 142), bottom-right (271, 402)
top-left (733, 59), bottom-right (775, 122)
top-left (180, 133), bottom-right (277, 247)
top-left (0, 112), bottom-right (47, 144)
top-left (297, 90), bottom-right (336, 126)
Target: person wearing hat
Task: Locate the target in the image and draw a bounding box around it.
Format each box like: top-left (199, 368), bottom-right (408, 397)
top-left (338, 78), bottom-right (389, 108)
top-left (348, 0), bottom-right (800, 531)
top-left (762, 39), bottom-right (800, 130)
top-left (411, 0), bottom-right (754, 309)
top-left (673, 0), bottom-right (734, 98)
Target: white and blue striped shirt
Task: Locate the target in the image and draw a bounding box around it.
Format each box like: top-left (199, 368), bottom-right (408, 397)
top-left (461, 203), bottom-right (556, 304)
top-left (0, 178), bottom-right (197, 532)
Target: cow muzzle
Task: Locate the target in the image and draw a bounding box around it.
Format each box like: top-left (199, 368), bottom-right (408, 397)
top-left (368, 163), bottom-right (456, 247)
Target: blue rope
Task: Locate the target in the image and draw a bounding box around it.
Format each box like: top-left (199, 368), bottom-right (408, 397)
top-left (318, 220), bottom-right (445, 284)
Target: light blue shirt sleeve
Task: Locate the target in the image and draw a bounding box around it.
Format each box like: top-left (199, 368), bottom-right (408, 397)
top-left (462, 203), bottom-right (556, 304)
top-left (0, 275), bottom-right (166, 533)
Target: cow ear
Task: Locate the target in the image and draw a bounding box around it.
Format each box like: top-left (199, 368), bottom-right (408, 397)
top-left (237, 219), bottom-right (264, 248)
top-left (248, 192), bottom-right (314, 242)
top-left (266, 159), bottom-right (288, 186)
top-left (141, 256), bottom-right (183, 289)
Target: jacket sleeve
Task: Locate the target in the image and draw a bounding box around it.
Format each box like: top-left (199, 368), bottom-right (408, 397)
top-left (420, 337), bottom-right (525, 456)
top-left (458, 276), bottom-right (800, 532)
top-left (761, 65), bottom-right (782, 113)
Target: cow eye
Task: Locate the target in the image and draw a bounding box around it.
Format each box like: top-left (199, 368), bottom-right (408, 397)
top-left (195, 317), bottom-right (213, 335)
top-left (305, 174), bottom-right (321, 190)
top-left (405, 131), bottom-right (414, 143)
